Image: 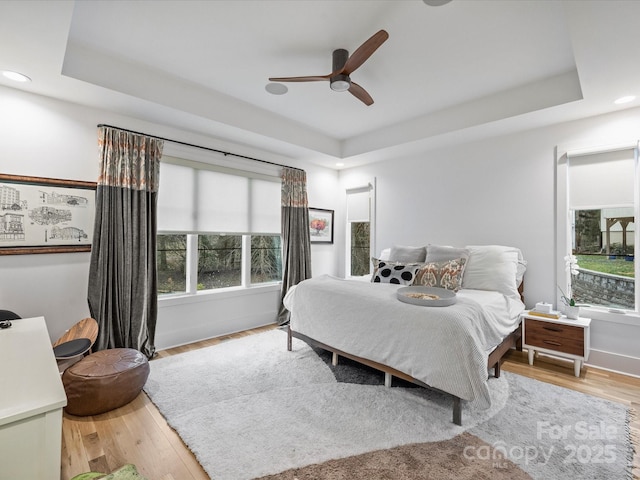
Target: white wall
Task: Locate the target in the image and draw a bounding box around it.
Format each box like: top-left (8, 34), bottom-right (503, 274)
top-left (0, 85), bottom-right (339, 346)
top-left (4, 82), bottom-right (639, 374)
top-left (306, 166), bottom-right (341, 277)
top-left (339, 106), bottom-right (640, 376)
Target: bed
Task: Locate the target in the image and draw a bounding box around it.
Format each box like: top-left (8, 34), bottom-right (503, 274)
top-left (283, 244), bottom-right (527, 425)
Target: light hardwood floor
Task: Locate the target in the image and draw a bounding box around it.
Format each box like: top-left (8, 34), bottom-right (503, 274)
top-left (61, 325), bottom-right (640, 480)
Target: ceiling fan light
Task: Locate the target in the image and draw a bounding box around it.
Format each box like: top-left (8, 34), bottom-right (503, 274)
top-left (330, 73), bottom-right (351, 92)
top-left (330, 80), bottom-right (350, 92)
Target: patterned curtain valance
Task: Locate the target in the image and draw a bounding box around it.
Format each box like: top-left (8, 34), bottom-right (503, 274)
top-left (97, 126), bottom-right (164, 192)
top-left (281, 167), bottom-right (308, 208)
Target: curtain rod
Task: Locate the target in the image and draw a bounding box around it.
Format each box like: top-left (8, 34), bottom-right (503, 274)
top-left (97, 124), bottom-right (303, 172)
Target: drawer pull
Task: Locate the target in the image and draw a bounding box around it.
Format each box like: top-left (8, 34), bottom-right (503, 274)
top-left (543, 326), bottom-right (563, 332)
top-left (543, 340), bottom-right (562, 347)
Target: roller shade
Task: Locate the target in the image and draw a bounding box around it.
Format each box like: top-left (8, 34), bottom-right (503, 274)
top-left (157, 160), bottom-right (280, 234)
top-left (157, 163), bottom-right (195, 231)
top-left (250, 178), bottom-right (281, 233)
top-left (347, 186), bottom-right (371, 222)
top-left (568, 149), bottom-right (635, 209)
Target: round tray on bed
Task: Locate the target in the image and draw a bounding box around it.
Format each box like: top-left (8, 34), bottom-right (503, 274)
top-left (396, 286), bottom-right (457, 307)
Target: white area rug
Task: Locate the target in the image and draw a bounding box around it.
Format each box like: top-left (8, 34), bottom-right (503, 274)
top-left (145, 329), bottom-right (509, 480)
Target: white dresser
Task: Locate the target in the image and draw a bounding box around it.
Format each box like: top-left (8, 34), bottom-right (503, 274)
top-left (0, 316), bottom-right (67, 480)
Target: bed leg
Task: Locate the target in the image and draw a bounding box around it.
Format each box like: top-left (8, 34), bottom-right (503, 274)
top-left (384, 372), bottom-right (392, 387)
top-left (453, 397), bottom-right (462, 426)
top-left (332, 352), bottom-right (338, 366)
top-left (516, 323), bottom-right (523, 351)
top-left (287, 326), bottom-right (292, 352)
top-left (494, 361), bottom-right (501, 378)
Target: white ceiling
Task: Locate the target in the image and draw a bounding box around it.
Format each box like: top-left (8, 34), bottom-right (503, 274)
top-left (1, 0), bottom-right (640, 169)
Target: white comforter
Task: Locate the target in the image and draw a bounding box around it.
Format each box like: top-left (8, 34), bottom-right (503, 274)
top-left (284, 275), bottom-right (524, 408)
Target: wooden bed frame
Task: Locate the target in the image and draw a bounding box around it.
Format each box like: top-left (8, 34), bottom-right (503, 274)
top-left (286, 283), bottom-right (525, 426)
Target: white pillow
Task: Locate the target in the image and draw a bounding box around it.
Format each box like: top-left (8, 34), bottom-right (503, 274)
top-left (425, 244), bottom-right (470, 263)
top-left (462, 245), bottom-right (524, 298)
top-left (389, 244), bottom-right (426, 263)
top-left (379, 248), bottom-right (391, 261)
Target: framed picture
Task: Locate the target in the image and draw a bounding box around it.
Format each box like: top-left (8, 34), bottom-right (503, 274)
top-left (0, 173), bottom-right (97, 255)
top-left (309, 208), bottom-right (334, 244)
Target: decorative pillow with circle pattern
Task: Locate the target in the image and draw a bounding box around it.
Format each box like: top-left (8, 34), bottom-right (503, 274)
top-left (413, 257), bottom-right (467, 291)
top-left (371, 258), bottom-right (423, 285)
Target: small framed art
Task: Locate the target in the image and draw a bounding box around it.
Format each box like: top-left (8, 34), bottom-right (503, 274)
top-left (309, 208), bottom-right (334, 244)
top-left (0, 173), bottom-right (96, 255)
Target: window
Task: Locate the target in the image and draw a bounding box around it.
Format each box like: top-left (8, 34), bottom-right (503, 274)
top-left (198, 234), bottom-right (242, 289)
top-left (560, 145), bottom-right (639, 313)
top-left (157, 234), bottom-right (187, 294)
top-left (251, 235), bottom-right (282, 284)
top-left (350, 222), bottom-right (370, 276)
top-left (346, 184), bottom-right (375, 277)
top-left (157, 157), bottom-right (282, 295)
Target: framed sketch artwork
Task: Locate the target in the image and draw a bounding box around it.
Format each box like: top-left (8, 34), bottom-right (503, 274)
top-left (0, 174), bottom-right (96, 255)
top-left (309, 208), bottom-right (334, 244)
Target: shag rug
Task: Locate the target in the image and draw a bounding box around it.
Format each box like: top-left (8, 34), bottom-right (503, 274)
top-left (144, 329), bottom-right (632, 480)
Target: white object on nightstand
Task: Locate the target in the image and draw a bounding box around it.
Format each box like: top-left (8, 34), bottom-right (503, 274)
top-left (521, 311), bottom-right (591, 377)
top-left (534, 302), bottom-right (553, 313)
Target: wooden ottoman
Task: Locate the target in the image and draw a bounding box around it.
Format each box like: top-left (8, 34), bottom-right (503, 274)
top-left (62, 348), bottom-right (150, 416)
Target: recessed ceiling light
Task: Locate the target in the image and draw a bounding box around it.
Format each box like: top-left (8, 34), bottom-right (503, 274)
top-left (2, 70), bottom-right (31, 82)
top-left (265, 83), bottom-right (288, 95)
top-left (614, 95), bottom-right (636, 105)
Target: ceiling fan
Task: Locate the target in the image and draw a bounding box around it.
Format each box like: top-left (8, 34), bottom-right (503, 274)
top-left (269, 29), bottom-right (389, 106)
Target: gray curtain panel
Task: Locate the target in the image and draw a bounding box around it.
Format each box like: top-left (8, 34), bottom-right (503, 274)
top-left (278, 167), bottom-right (312, 324)
top-left (87, 126), bottom-right (164, 357)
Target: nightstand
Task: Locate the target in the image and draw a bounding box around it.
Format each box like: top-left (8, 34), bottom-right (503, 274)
top-left (521, 312), bottom-right (591, 377)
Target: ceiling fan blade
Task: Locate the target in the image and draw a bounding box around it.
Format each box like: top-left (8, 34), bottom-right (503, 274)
top-left (348, 82), bottom-right (374, 106)
top-left (342, 30), bottom-right (389, 75)
top-left (268, 75), bottom-right (330, 82)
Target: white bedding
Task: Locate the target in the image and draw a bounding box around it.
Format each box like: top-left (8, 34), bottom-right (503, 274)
top-left (284, 274), bottom-right (524, 408)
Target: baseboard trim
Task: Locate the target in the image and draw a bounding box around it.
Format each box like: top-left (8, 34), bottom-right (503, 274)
top-left (156, 321), bottom-right (277, 352)
top-left (586, 348), bottom-right (640, 378)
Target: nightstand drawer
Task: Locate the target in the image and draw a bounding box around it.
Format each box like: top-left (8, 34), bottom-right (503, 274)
top-left (525, 319), bottom-right (584, 340)
top-left (524, 319), bottom-right (584, 356)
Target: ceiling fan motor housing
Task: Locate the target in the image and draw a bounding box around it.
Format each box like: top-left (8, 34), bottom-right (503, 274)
top-left (330, 49), bottom-right (350, 91)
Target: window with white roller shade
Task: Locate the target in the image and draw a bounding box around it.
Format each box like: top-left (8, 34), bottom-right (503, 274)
top-left (156, 156), bottom-right (282, 294)
top-left (560, 145), bottom-right (638, 313)
top-left (158, 158), bottom-right (280, 235)
top-left (346, 184), bottom-right (374, 277)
